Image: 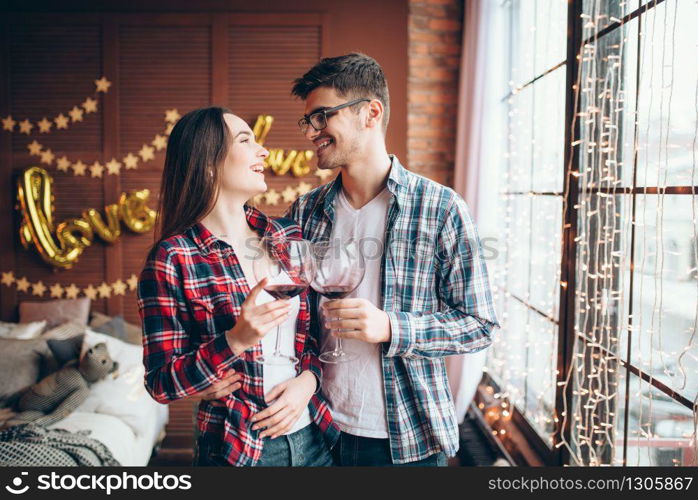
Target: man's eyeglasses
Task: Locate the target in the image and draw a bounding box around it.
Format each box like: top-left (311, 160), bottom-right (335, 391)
top-left (298, 98), bottom-right (370, 134)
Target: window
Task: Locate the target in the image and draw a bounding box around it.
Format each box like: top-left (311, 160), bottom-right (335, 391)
top-left (477, 0), bottom-right (697, 466)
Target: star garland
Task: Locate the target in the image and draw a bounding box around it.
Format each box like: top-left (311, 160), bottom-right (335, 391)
top-left (2, 77), bottom-right (110, 135)
top-left (1, 270), bottom-right (138, 300)
top-left (25, 109), bottom-right (179, 178)
top-left (252, 180), bottom-right (319, 207)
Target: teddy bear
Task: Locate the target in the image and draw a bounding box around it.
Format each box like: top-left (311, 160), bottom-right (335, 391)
top-left (4, 342), bottom-right (118, 428)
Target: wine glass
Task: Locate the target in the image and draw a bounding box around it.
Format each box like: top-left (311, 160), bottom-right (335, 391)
top-left (311, 239), bottom-right (366, 363)
top-left (252, 236), bottom-right (315, 366)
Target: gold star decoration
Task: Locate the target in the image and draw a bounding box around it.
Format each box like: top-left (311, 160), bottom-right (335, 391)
top-left (127, 274), bottom-right (138, 291)
top-left (15, 277), bottom-right (30, 292)
top-left (165, 123), bottom-right (175, 136)
top-left (31, 281), bottom-right (47, 297)
top-left (296, 181), bottom-right (313, 196)
top-left (95, 76), bottom-right (112, 93)
top-left (264, 189), bottom-right (281, 206)
top-left (165, 109), bottom-right (181, 123)
top-left (281, 185), bottom-right (298, 203)
top-left (64, 283), bottom-right (80, 300)
top-left (1, 271), bottom-right (15, 287)
top-left (0, 274), bottom-right (140, 297)
top-left (83, 284), bottom-right (98, 300)
top-left (56, 156), bottom-right (71, 172)
top-left (68, 106), bottom-right (84, 122)
top-left (89, 161), bottom-right (104, 178)
top-left (72, 160), bottom-right (87, 176)
top-left (49, 282), bottom-right (64, 299)
top-left (139, 144), bottom-right (155, 162)
top-left (315, 168), bottom-right (334, 181)
top-left (105, 158), bottom-right (122, 175)
top-left (151, 134), bottom-right (167, 151)
top-left (2, 115), bottom-right (16, 131)
top-left (54, 113), bottom-right (69, 130)
top-left (97, 282), bottom-right (111, 298)
top-left (82, 97), bottom-right (98, 113)
top-left (111, 279), bottom-right (127, 296)
top-left (37, 117), bottom-right (52, 133)
top-left (123, 153), bottom-right (138, 170)
top-left (251, 193), bottom-right (264, 206)
top-left (27, 140), bottom-right (42, 156)
top-left (40, 149), bottom-right (55, 165)
top-left (18, 119), bottom-right (33, 135)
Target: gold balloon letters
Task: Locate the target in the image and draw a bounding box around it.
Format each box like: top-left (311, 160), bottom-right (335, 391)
top-left (252, 115), bottom-right (314, 177)
top-left (17, 166), bottom-right (156, 269)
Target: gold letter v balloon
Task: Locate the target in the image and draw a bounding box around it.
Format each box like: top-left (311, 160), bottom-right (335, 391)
top-left (16, 166), bottom-right (156, 270)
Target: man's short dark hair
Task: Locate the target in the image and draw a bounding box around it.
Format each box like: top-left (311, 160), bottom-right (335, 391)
top-left (292, 52), bottom-right (390, 134)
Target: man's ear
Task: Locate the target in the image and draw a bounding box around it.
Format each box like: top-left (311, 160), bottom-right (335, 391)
top-left (365, 99), bottom-right (384, 129)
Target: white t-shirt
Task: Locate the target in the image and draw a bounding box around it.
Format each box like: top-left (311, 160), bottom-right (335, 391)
top-left (321, 186), bottom-right (391, 438)
top-left (249, 272), bottom-right (312, 435)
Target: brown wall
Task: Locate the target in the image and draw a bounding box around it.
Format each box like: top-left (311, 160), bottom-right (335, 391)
top-left (0, 1), bottom-right (408, 324)
top-left (408, 0), bottom-right (463, 187)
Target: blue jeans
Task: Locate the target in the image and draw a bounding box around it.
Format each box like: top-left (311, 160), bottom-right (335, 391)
top-left (195, 423), bottom-right (334, 467)
top-left (332, 431), bottom-right (448, 467)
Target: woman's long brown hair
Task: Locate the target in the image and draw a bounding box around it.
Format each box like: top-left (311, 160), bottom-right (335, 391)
top-left (151, 106), bottom-right (233, 252)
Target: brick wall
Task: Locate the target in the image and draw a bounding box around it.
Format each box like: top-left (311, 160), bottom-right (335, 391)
top-left (407, 0), bottom-right (463, 187)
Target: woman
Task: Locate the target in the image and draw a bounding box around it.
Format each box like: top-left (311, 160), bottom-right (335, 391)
top-left (137, 107), bottom-right (338, 466)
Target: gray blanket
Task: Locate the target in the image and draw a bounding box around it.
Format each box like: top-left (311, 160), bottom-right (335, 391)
top-left (0, 423), bottom-right (120, 466)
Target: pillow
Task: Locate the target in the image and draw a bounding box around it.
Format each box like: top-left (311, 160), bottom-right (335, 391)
top-left (46, 335), bottom-right (85, 367)
top-left (88, 311), bottom-right (112, 329)
top-left (76, 329), bottom-right (162, 436)
top-left (90, 312), bottom-right (141, 345)
top-left (82, 329), bottom-right (141, 371)
top-left (123, 320), bottom-right (143, 346)
top-left (42, 321), bottom-right (85, 340)
top-left (19, 297), bottom-right (91, 329)
top-left (0, 320), bottom-right (47, 340)
top-left (91, 315), bottom-right (127, 342)
top-left (0, 338), bottom-right (53, 407)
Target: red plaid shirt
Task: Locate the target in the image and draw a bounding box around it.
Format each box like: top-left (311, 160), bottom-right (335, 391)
top-left (137, 205), bottom-right (338, 466)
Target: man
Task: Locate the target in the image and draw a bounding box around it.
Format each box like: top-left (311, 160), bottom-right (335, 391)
top-left (284, 53), bottom-right (500, 466)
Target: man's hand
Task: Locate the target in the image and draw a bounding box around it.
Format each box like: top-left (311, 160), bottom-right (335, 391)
top-left (322, 298), bottom-right (392, 343)
top-left (249, 371), bottom-right (317, 439)
top-left (186, 369), bottom-right (243, 406)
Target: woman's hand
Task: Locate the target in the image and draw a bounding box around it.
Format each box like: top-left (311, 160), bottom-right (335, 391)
top-left (249, 371), bottom-right (317, 439)
top-left (183, 369), bottom-right (243, 405)
top-left (225, 277), bottom-right (292, 355)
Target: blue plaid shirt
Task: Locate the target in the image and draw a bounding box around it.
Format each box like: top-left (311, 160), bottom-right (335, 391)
top-left (285, 155), bottom-right (500, 463)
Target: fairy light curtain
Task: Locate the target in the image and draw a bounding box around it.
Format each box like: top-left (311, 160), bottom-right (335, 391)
top-left (476, 0), bottom-right (697, 466)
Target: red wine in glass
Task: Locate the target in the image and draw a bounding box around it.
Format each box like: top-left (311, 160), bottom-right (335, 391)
top-left (263, 283), bottom-right (308, 300)
top-left (318, 285), bottom-right (354, 300)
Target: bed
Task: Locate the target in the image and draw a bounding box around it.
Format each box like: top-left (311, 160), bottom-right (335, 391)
top-left (1, 325), bottom-right (168, 466)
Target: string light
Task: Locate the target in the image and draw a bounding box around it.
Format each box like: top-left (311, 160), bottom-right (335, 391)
top-left (484, 0), bottom-right (697, 467)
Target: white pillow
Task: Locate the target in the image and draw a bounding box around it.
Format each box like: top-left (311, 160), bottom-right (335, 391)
top-left (0, 320), bottom-right (47, 339)
top-left (77, 328), bottom-right (165, 437)
top-left (81, 328), bottom-right (141, 370)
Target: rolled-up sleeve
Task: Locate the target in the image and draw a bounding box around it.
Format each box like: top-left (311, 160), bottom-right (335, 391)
top-left (137, 243), bottom-right (238, 404)
top-left (384, 195), bottom-right (500, 359)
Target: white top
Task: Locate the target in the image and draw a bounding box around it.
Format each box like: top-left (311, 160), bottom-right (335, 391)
top-left (249, 271), bottom-right (312, 435)
top-left (320, 186), bottom-right (391, 438)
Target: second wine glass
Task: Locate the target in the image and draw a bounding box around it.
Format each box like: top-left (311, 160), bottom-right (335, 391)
top-left (311, 239), bottom-right (366, 363)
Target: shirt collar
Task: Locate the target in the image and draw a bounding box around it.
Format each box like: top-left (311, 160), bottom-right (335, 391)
top-left (189, 204), bottom-right (272, 257)
top-left (322, 154), bottom-right (408, 218)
